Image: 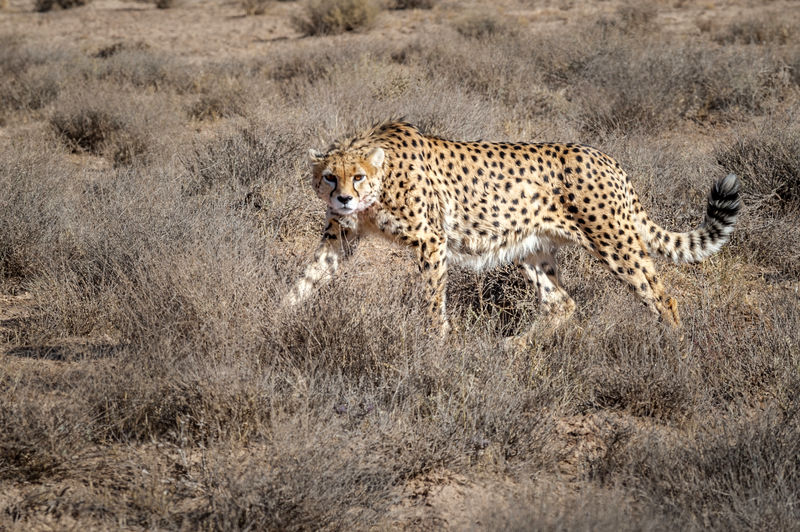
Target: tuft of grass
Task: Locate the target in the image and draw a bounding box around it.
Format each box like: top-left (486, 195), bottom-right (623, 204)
top-left (49, 86), bottom-right (176, 165)
top-left (716, 120), bottom-right (800, 214)
top-left (596, 3), bottom-right (657, 36)
top-left (0, 38), bottom-right (81, 122)
top-left (51, 107), bottom-right (123, 155)
top-left (453, 12), bottom-right (516, 40)
top-left (0, 398), bottom-right (92, 482)
top-left (592, 406), bottom-right (800, 530)
top-left (187, 80), bottom-right (250, 121)
top-left (188, 94), bottom-right (244, 121)
top-left (571, 44), bottom-right (779, 134)
top-left (715, 118), bottom-right (800, 279)
top-left (391, 0), bottom-right (435, 8)
top-left (184, 125), bottom-right (297, 193)
top-left (92, 45), bottom-right (194, 92)
top-left (293, 0), bottom-right (382, 36)
top-left (0, 141), bottom-right (73, 283)
top-left (0, 66), bottom-right (60, 119)
top-left (34, 0), bottom-right (91, 11)
top-left (713, 13), bottom-right (795, 45)
top-left (241, 0), bottom-right (269, 15)
top-left (182, 123), bottom-right (318, 239)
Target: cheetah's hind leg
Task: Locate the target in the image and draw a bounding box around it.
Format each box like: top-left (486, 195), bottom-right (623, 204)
top-left (503, 251), bottom-right (576, 350)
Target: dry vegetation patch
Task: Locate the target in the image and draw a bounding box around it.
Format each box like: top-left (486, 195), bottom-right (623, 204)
top-left (1, 0), bottom-right (800, 529)
top-left (34, 0), bottom-right (91, 12)
top-left (49, 87), bottom-right (176, 165)
top-left (713, 12), bottom-right (796, 45)
top-left (293, 0), bottom-right (382, 35)
top-left (716, 116), bottom-right (800, 279)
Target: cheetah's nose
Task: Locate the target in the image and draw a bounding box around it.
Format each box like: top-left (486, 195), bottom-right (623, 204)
top-left (337, 195), bottom-right (353, 204)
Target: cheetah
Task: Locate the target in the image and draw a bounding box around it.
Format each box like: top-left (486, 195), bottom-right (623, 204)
top-left (284, 121), bottom-right (740, 339)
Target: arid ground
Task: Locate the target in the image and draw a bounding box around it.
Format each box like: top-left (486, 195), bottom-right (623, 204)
top-left (1, 0), bottom-right (799, 529)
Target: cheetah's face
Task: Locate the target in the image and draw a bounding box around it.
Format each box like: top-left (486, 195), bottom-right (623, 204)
top-left (308, 147), bottom-right (385, 216)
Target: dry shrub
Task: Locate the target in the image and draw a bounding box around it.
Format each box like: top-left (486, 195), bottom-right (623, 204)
top-left (0, 65), bottom-right (61, 119)
top-left (453, 12), bottom-right (516, 40)
top-left (241, 0), bottom-right (269, 15)
top-left (572, 44), bottom-right (778, 134)
top-left (0, 398), bottom-right (93, 482)
top-left (270, 265), bottom-right (559, 471)
top-left (51, 107), bottom-right (123, 155)
top-left (187, 78), bottom-right (251, 121)
top-left (265, 45), bottom-right (341, 82)
top-left (716, 119), bottom-right (800, 214)
top-left (0, 141), bottom-right (75, 283)
top-left (34, 0), bottom-right (91, 11)
top-left (22, 168), bottom-right (272, 345)
top-left (49, 86), bottom-right (176, 165)
top-left (475, 483), bottom-right (665, 531)
top-left (259, 43), bottom-right (508, 145)
top-left (293, 0), bottom-right (382, 36)
top-left (1, 443), bottom-right (186, 527)
top-left (93, 40), bottom-right (149, 59)
top-left (715, 118), bottom-right (800, 279)
top-left (0, 38), bottom-right (83, 122)
top-left (188, 93), bottom-right (244, 121)
top-left (393, 25), bottom-right (786, 134)
top-left (0, 35), bottom-right (36, 77)
top-left (92, 44), bottom-right (194, 92)
top-left (388, 30), bottom-right (572, 119)
top-left (391, 0), bottom-right (435, 8)
top-left (615, 3), bottom-right (656, 32)
top-left (202, 433), bottom-right (402, 530)
top-left (714, 13), bottom-right (795, 45)
top-left (200, 409), bottom-right (513, 531)
top-left (593, 406), bottom-right (800, 530)
top-left (596, 3), bottom-right (657, 36)
top-left (183, 124), bottom-right (315, 239)
top-left (84, 363), bottom-right (272, 443)
top-left (395, 21), bottom-right (790, 135)
top-left (446, 265), bottom-right (535, 338)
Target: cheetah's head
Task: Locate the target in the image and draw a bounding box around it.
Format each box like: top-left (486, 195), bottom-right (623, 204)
top-left (308, 146), bottom-right (385, 216)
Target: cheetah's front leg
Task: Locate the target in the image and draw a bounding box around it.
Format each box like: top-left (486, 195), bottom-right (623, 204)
top-left (414, 234), bottom-right (450, 337)
top-left (372, 207), bottom-right (450, 337)
top-left (283, 217), bottom-right (358, 308)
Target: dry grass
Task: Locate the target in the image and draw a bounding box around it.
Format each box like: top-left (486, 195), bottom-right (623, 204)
top-left (715, 116), bottom-right (800, 279)
top-left (1, 0), bottom-right (800, 529)
top-left (34, 0), bottom-right (91, 11)
top-left (49, 85), bottom-right (178, 165)
top-left (713, 12), bottom-right (795, 45)
top-left (452, 12), bottom-right (517, 40)
top-left (241, 0), bottom-right (269, 16)
top-left (391, 0), bottom-right (435, 8)
top-left (293, 0), bottom-right (382, 35)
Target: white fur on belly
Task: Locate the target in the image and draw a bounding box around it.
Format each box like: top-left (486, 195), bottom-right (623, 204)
top-left (446, 232), bottom-right (551, 271)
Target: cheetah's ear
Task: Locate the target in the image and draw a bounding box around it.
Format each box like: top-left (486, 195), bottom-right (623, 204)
top-left (308, 149), bottom-right (325, 164)
top-left (367, 147), bottom-right (385, 169)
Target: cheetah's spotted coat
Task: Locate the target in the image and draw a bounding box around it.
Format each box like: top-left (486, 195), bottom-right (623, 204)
top-left (285, 121), bottom-right (740, 338)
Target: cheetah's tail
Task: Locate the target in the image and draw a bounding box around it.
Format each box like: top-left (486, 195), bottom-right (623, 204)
top-left (635, 174), bottom-right (741, 263)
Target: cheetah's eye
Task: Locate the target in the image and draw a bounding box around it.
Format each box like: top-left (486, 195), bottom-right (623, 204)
top-left (353, 174), bottom-right (365, 182)
top-left (322, 174), bottom-right (337, 187)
